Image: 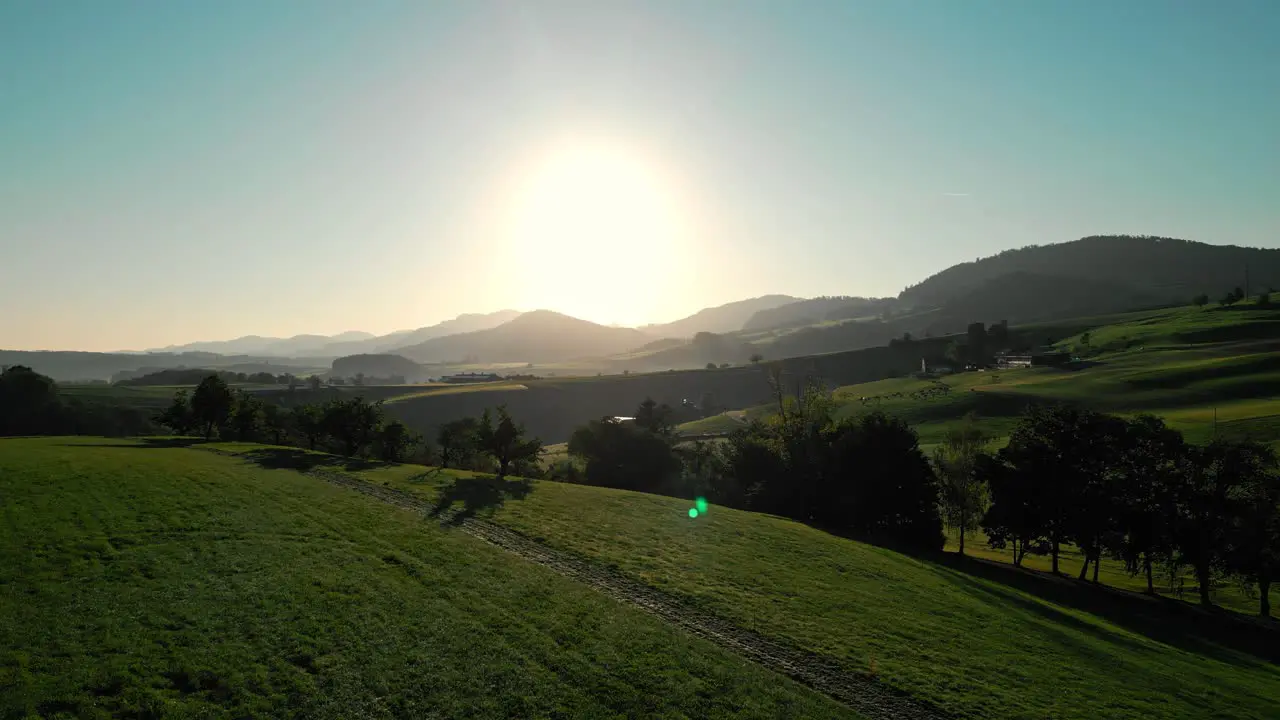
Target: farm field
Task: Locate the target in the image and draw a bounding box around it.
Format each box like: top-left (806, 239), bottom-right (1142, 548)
top-left (687, 304), bottom-right (1280, 453)
top-left (204, 441), bottom-right (1280, 720)
top-left (0, 437), bottom-right (853, 720)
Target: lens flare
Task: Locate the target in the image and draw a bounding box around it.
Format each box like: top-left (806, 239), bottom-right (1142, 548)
top-left (688, 508), bottom-right (699, 518)
top-left (695, 497), bottom-right (709, 514)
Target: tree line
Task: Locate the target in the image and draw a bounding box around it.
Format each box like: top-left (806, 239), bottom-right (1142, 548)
top-left (154, 375), bottom-right (541, 475)
top-left (553, 371), bottom-right (946, 551)
top-left (555, 375), bottom-right (1280, 617)
top-left (962, 405), bottom-right (1280, 616)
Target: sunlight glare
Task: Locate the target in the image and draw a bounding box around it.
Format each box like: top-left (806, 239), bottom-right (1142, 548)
top-left (504, 140), bottom-right (691, 324)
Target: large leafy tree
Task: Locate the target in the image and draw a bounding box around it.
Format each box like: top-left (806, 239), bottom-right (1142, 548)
top-left (0, 365), bottom-right (60, 436)
top-left (322, 397), bottom-right (384, 457)
top-left (979, 452), bottom-right (1046, 567)
top-left (437, 417), bottom-right (479, 469)
top-left (1177, 439), bottom-right (1273, 605)
top-left (1226, 450), bottom-right (1280, 616)
top-left (569, 402), bottom-right (682, 495)
top-left (191, 375), bottom-right (234, 440)
top-left (822, 412), bottom-right (943, 550)
top-left (476, 406), bottom-right (541, 478)
top-left (1110, 415), bottom-right (1187, 593)
top-left (376, 420), bottom-right (419, 463)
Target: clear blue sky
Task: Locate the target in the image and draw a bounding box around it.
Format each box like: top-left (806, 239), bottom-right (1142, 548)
top-left (2, 0), bottom-right (1277, 351)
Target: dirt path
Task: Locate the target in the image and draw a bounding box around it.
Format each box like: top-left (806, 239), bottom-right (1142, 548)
top-left (308, 467), bottom-right (950, 720)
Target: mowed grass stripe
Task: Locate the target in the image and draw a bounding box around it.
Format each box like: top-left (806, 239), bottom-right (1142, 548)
top-left (0, 437), bottom-right (856, 720)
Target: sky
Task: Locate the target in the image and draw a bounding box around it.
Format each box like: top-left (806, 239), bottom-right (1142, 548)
top-left (2, 0), bottom-right (1278, 351)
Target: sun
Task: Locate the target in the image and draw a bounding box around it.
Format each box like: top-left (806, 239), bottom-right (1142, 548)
top-left (503, 140), bottom-right (691, 325)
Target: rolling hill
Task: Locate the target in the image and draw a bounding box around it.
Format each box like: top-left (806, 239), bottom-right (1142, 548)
top-left (325, 310), bottom-right (523, 356)
top-left (393, 310), bottom-right (649, 364)
top-left (742, 296), bottom-right (892, 332)
top-left (641, 295), bottom-right (800, 337)
top-left (0, 438), bottom-right (846, 718)
top-left (149, 331), bottom-right (375, 357)
top-left (900, 235), bottom-right (1279, 311)
top-left (10, 437), bottom-right (1272, 719)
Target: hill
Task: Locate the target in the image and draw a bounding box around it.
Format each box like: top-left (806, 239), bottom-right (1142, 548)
top-left (149, 331), bottom-right (375, 357)
top-left (705, 300), bottom-right (1280, 454)
top-left (900, 235), bottom-right (1279, 311)
top-left (327, 310), bottom-right (524, 356)
top-left (393, 310), bottom-right (648, 364)
top-left (0, 437), bottom-right (844, 718)
top-left (0, 350), bottom-right (326, 383)
top-left (641, 295), bottom-right (800, 337)
top-left (330, 353), bottom-right (422, 380)
top-left (15, 437), bottom-right (1272, 719)
top-left (743, 296), bottom-right (892, 331)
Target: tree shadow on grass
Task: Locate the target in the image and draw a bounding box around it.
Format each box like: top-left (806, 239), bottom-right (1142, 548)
top-left (430, 474), bottom-right (533, 524)
top-left (928, 552), bottom-right (1280, 668)
top-left (235, 447), bottom-right (384, 473)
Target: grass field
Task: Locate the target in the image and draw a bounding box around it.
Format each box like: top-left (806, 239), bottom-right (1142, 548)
top-left (0, 437), bottom-right (854, 719)
top-left (690, 304), bottom-right (1280, 454)
top-left (199, 442), bottom-right (1280, 720)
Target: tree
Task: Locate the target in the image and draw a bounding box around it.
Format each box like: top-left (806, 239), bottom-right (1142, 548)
top-left (224, 391), bottom-right (264, 442)
top-left (822, 412), bottom-right (944, 549)
top-left (996, 405), bottom-right (1116, 574)
top-left (1258, 292), bottom-right (1271, 308)
top-left (1110, 415), bottom-right (1187, 594)
top-left (322, 397), bottom-right (383, 457)
top-left (932, 417), bottom-right (990, 555)
top-left (750, 353), bottom-right (764, 365)
top-left (307, 375), bottom-right (323, 391)
top-left (1176, 439), bottom-right (1271, 605)
top-left (156, 391), bottom-right (195, 435)
top-left (291, 404), bottom-right (325, 450)
top-left (568, 416), bottom-right (682, 495)
top-left (1192, 293), bottom-right (1210, 307)
top-left (261, 402), bottom-right (288, 445)
top-left (705, 362), bottom-right (718, 370)
top-left (1225, 446), bottom-right (1280, 616)
top-left (1222, 288), bottom-right (1243, 306)
top-left (191, 375), bottom-right (233, 440)
top-left (437, 417), bottom-right (479, 469)
top-left (376, 420), bottom-right (419, 463)
top-left (979, 453), bottom-right (1045, 567)
top-left (0, 365), bottom-right (60, 436)
top-left (476, 406), bottom-right (542, 478)
top-left (634, 397), bottom-right (676, 437)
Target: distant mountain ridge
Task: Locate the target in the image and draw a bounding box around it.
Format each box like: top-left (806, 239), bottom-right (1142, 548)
top-left (641, 295), bottom-right (800, 337)
top-left (150, 331), bottom-right (374, 357)
top-left (324, 310), bottom-right (523, 356)
top-left (148, 310), bottom-right (523, 358)
top-left (393, 310), bottom-right (648, 364)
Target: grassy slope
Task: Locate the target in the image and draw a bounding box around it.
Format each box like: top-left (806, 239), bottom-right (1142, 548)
top-left (208, 444), bottom-right (1280, 720)
top-left (0, 437), bottom-right (853, 720)
top-left (693, 303), bottom-right (1280, 451)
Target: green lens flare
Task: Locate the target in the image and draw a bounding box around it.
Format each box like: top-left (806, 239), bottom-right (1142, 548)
top-left (695, 497), bottom-right (709, 513)
top-left (688, 508), bottom-right (699, 518)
